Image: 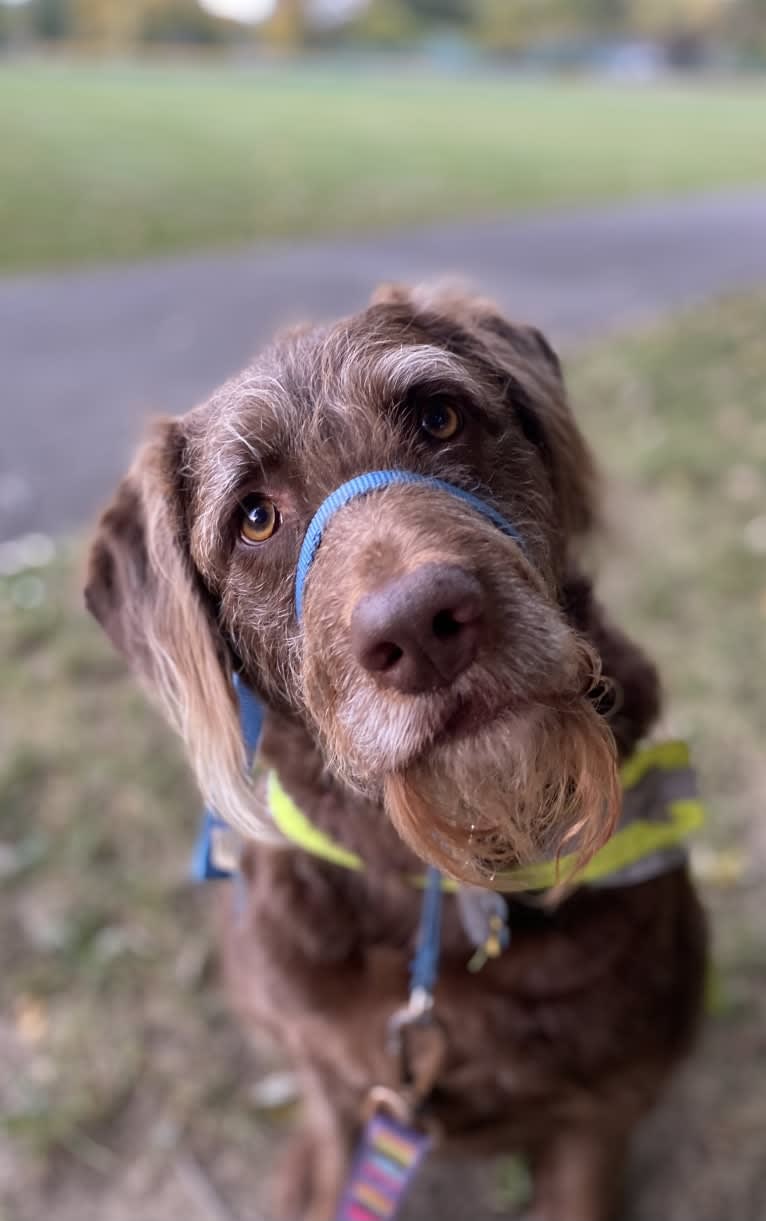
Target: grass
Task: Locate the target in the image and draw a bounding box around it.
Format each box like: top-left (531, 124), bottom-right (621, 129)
top-left (1, 62), bottom-right (766, 272)
top-left (569, 295), bottom-right (766, 850)
top-left (1, 293), bottom-right (766, 1219)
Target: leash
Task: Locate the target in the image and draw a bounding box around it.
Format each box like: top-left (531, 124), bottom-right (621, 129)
top-left (408, 865), bottom-right (444, 1008)
top-left (335, 1110), bottom-right (433, 1221)
top-left (336, 866), bottom-right (447, 1221)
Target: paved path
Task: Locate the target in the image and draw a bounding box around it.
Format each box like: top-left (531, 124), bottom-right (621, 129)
top-left (2, 189), bottom-right (766, 542)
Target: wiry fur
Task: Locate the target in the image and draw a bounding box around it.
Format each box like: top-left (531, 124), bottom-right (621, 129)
top-left (85, 286), bottom-right (706, 1221)
top-left (386, 698), bottom-right (620, 888)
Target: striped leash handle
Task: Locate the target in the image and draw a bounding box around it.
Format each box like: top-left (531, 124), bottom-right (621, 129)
top-left (335, 1112), bottom-right (432, 1221)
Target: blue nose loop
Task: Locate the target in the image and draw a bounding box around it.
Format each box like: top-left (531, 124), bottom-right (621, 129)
top-left (294, 469), bottom-right (525, 620)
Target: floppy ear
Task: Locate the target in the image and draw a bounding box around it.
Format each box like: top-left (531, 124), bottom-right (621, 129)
top-left (483, 313), bottom-right (597, 539)
top-left (373, 283), bottom-right (597, 539)
top-left (85, 418), bottom-right (271, 839)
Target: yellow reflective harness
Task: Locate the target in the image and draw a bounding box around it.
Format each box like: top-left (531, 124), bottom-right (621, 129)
top-left (266, 740), bottom-right (705, 893)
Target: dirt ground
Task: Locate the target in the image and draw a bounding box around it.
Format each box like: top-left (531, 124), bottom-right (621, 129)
top-left (2, 293), bottom-right (765, 1220)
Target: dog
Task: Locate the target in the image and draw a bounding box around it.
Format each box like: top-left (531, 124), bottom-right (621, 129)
top-left (85, 285), bottom-right (707, 1221)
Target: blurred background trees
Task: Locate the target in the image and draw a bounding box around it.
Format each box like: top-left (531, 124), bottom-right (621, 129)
top-left (1, 0), bottom-right (765, 62)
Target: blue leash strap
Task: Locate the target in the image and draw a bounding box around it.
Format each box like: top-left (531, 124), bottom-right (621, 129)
top-left (337, 868), bottom-right (445, 1221)
top-left (409, 865), bottom-right (444, 1007)
top-left (385, 864), bottom-right (445, 1071)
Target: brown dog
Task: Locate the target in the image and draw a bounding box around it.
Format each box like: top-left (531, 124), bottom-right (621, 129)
top-left (85, 285), bottom-right (707, 1221)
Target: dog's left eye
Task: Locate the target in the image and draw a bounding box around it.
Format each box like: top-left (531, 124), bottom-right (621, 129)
top-left (420, 402), bottom-right (462, 441)
top-left (240, 494), bottom-right (279, 543)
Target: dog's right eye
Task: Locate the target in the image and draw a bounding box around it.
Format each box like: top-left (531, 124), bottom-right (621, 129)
top-left (420, 401), bottom-right (462, 441)
top-left (240, 494), bottom-right (279, 544)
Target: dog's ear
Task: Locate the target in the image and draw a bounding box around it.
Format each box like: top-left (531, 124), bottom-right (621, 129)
top-left (482, 316), bottom-right (598, 538)
top-left (374, 283), bottom-right (597, 539)
top-left (85, 418), bottom-right (269, 839)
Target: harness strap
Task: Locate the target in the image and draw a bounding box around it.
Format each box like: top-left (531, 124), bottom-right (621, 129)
top-left (233, 670), bottom-right (263, 762)
top-left (267, 770), bottom-right (364, 872)
top-left (191, 671), bottom-right (263, 882)
top-left (264, 742), bottom-right (704, 892)
top-left (197, 741), bottom-right (704, 889)
top-left (267, 771), bottom-right (461, 889)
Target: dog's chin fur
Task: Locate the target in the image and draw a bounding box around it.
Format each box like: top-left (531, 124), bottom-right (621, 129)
top-left (383, 696), bottom-right (621, 888)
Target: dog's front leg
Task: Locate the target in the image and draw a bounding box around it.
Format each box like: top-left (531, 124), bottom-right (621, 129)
top-left (271, 1065), bottom-right (356, 1221)
top-left (525, 1123), bottom-right (629, 1221)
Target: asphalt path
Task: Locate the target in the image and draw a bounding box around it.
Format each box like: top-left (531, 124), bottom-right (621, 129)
top-left (2, 188), bottom-right (765, 542)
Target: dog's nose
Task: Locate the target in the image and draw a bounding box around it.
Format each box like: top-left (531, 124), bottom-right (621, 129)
top-left (350, 564), bottom-right (483, 694)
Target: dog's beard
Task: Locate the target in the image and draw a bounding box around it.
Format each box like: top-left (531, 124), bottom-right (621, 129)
top-left (383, 697), bottom-right (621, 889)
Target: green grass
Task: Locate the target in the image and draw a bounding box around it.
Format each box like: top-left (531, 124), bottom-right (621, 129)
top-left (1, 62), bottom-right (766, 271)
top-left (1, 294), bottom-right (766, 1218)
top-left (570, 295), bottom-right (766, 848)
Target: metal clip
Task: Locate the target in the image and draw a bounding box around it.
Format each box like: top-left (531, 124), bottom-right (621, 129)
top-left (363, 1085), bottom-right (415, 1126)
top-left (386, 986), bottom-right (434, 1058)
top-left (384, 997), bottom-right (448, 1117)
top-left (362, 1082), bottom-right (444, 1148)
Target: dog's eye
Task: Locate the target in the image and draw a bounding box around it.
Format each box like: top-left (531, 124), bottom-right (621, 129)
top-left (420, 401), bottom-right (462, 441)
top-left (240, 494), bottom-right (279, 543)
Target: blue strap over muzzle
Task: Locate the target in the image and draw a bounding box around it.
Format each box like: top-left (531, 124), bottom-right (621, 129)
top-left (294, 469), bottom-right (525, 620)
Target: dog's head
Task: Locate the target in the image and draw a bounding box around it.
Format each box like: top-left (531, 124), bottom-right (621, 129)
top-left (86, 285), bottom-right (620, 884)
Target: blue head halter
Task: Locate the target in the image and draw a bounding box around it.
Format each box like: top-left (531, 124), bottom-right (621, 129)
top-left (193, 468), bottom-right (525, 882)
top-left (294, 469), bottom-right (524, 620)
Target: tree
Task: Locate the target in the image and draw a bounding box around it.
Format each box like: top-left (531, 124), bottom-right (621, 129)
top-left (71, 0), bottom-right (230, 49)
top-left (261, 0), bottom-right (308, 48)
top-left (405, 0), bottom-right (472, 24)
top-left (475, 0), bottom-right (597, 51)
top-left (731, 0), bottom-right (766, 54)
top-left (348, 0), bottom-right (421, 45)
top-left (140, 0), bottom-right (229, 44)
top-left (629, 0), bottom-right (724, 36)
top-left (578, 0), bottom-right (630, 29)
top-left (33, 0), bottom-right (73, 39)
top-left (73, 0), bottom-right (143, 46)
